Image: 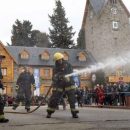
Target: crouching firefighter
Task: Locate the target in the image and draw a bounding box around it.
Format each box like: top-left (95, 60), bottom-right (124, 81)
top-left (12, 67), bottom-right (35, 112)
top-left (46, 52), bottom-right (79, 118)
top-left (0, 55), bottom-right (9, 123)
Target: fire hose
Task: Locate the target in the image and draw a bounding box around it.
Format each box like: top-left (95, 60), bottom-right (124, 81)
top-left (5, 85), bottom-right (53, 114)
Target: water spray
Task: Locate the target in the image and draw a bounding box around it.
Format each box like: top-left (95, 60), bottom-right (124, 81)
top-left (65, 52), bottom-right (130, 78)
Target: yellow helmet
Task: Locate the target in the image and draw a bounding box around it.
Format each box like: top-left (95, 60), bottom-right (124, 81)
top-left (53, 52), bottom-right (64, 61)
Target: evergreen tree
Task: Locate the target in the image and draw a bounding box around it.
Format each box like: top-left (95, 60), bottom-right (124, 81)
top-left (11, 19), bottom-right (33, 46)
top-left (77, 28), bottom-right (86, 49)
top-left (31, 30), bottom-right (50, 47)
top-left (49, 0), bottom-right (75, 48)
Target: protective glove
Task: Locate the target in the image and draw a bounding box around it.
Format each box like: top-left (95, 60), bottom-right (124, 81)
top-left (53, 73), bottom-right (63, 82)
top-left (64, 77), bottom-right (70, 82)
top-left (31, 84), bottom-right (36, 90)
top-left (15, 85), bottom-right (19, 91)
top-left (58, 73), bottom-right (70, 82)
top-left (58, 74), bottom-right (65, 80)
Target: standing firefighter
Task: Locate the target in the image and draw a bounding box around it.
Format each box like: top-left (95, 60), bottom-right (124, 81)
top-left (12, 67), bottom-right (35, 112)
top-left (46, 52), bottom-right (79, 118)
top-left (0, 55), bottom-right (9, 123)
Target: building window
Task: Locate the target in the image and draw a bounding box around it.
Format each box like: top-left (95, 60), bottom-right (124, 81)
top-left (77, 52), bottom-right (87, 61)
top-left (44, 68), bottom-right (50, 77)
top-left (40, 68), bottom-right (52, 80)
top-left (80, 72), bottom-right (91, 79)
top-left (1, 68), bottom-right (7, 76)
top-left (113, 0), bottom-right (117, 4)
top-left (89, 10), bottom-right (94, 20)
top-left (21, 53), bottom-right (29, 59)
top-left (111, 0), bottom-right (117, 4)
top-left (40, 51), bottom-right (50, 60)
top-left (20, 50), bottom-right (29, 59)
top-left (63, 52), bottom-right (69, 61)
top-left (3, 86), bottom-right (7, 94)
top-left (111, 7), bottom-right (118, 15)
top-left (112, 21), bottom-right (119, 30)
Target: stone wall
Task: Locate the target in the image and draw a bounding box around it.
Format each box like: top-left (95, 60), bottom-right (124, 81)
top-left (85, 0), bottom-right (130, 75)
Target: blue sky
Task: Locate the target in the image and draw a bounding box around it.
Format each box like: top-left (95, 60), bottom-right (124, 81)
top-left (0, 0), bottom-right (129, 45)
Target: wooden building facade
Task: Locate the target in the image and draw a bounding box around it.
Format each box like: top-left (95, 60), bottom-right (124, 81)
top-left (0, 41), bottom-right (96, 96)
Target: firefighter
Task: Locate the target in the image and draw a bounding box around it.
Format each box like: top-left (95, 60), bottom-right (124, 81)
top-left (46, 52), bottom-right (79, 118)
top-left (0, 55), bottom-right (9, 123)
top-left (12, 67), bottom-right (35, 112)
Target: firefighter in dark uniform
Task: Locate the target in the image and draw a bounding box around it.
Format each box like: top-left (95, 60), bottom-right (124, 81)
top-left (46, 52), bottom-right (79, 118)
top-left (0, 55), bottom-right (9, 123)
top-left (12, 67), bottom-right (35, 112)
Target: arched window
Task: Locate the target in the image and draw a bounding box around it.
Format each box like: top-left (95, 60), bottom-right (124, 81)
top-left (110, 0), bottom-right (117, 4)
top-left (40, 51), bottom-right (50, 60)
top-left (20, 50), bottom-right (29, 59)
top-left (63, 52), bottom-right (69, 61)
top-left (77, 52), bottom-right (87, 61)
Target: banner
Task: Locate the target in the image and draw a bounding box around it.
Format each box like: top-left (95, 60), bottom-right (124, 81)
top-left (34, 69), bottom-right (40, 96)
top-left (34, 69), bottom-right (40, 88)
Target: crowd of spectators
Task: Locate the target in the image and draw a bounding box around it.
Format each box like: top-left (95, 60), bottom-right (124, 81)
top-left (75, 82), bottom-right (130, 107)
top-left (2, 82), bottom-right (130, 108)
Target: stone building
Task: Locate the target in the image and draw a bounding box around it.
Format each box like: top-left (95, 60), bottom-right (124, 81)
top-left (82, 0), bottom-right (130, 77)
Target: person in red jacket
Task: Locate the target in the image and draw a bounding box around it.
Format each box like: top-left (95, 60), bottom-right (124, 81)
top-left (95, 84), bottom-right (105, 105)
top-left (98, 85), bottom-right (105, 105)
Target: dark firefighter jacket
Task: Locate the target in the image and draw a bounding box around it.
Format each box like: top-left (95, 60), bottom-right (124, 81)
top-left (52, 60), bottom-right (75, 87)
top-left (16, 71), bottom-right (35, 92)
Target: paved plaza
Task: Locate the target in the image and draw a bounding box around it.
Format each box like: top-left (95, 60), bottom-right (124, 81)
top-left (1, 106), bottom-right (130, 130)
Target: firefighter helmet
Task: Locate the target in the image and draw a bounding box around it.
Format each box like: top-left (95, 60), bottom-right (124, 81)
top-left (53, 52), bottom-right (64, 61)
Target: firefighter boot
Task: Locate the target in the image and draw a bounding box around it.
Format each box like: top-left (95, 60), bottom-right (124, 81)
top-left (46, 111), bottom-right (53, 118)
top-left (72, 112), bottom-right (78, 118)
top-left (0, 118), bottom-right (9, 123)
top-left (0, 115), bottom-right (9, 123)
top-left (72, 111), bottom-right (79, 118)
top-left (25, 107), bottom-right (30, 112)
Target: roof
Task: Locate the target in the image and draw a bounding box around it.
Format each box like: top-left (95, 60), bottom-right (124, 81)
top-left (5, 46), bottom-right (96, 67)
top-left (0, 41), bottom-right (17, 63)
top-left (82, 0), bottom-right (130, 28)
top-left (89, 0), bottom-right (108, 15)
